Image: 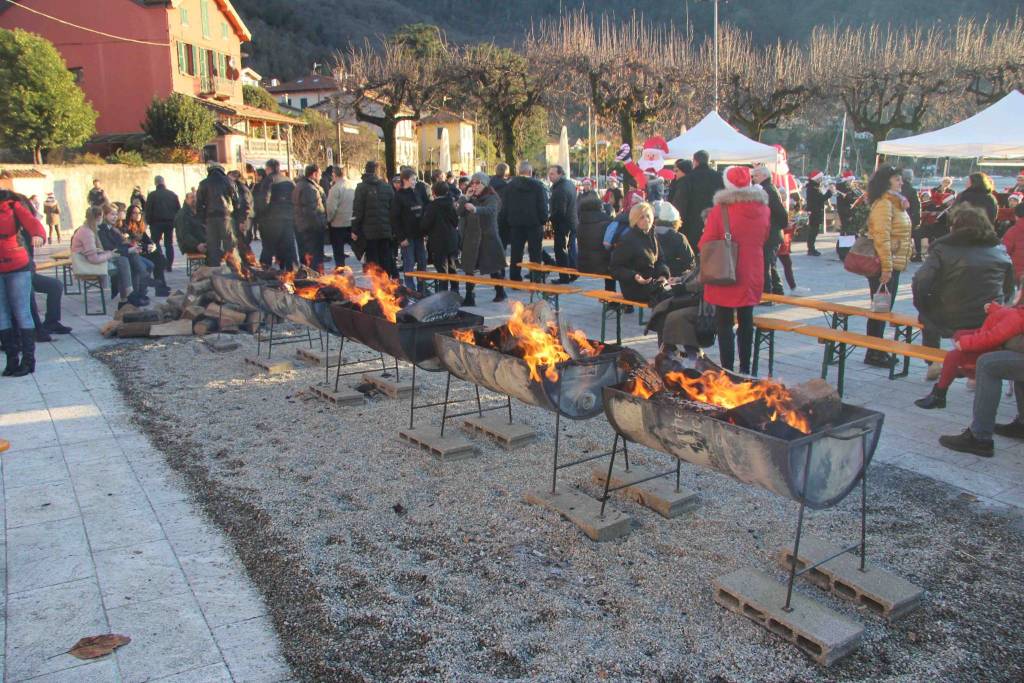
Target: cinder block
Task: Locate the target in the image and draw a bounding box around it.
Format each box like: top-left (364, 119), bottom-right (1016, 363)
top-left (591, 462), bottom-right (698, 518)
top-left (362, 373), bottom-right (413, 399)
top-left (523, 489), bottom-right (634, 542)
top-left (777, 535), bottom-right (923, 620)
top-left (244, 356), bottom-right (292, 375)
top-left (308, 385), bottom-right (364, 406)
top-left (203, 338), bottom-right (240, 353)
top-left (714, 568), bottom-right (863, 666)
top-left (398, 428), bottom-right (476, 461)
top-left (296, 348), bottom-right (323, 365)
top-left (461, 416), bottom-right (536, 448)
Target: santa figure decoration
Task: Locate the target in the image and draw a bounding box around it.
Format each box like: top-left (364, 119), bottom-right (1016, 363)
top-left (623, 136), bottom-right (675, 190)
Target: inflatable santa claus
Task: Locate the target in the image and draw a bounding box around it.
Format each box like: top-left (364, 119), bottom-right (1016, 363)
top-left (624, 136), bottom-right (676, 190)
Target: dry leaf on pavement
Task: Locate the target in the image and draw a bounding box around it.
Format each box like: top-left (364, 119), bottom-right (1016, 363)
top-left (68, 634), bottom-right (131, 660)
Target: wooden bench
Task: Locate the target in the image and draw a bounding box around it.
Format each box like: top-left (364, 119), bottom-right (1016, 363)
top-left (185, 252), bottom-right (206, 276)
top-left (751, 317), bottom-right (807, 377)
top-left (76, 273), bottom-right (108, 316)
top-left (516, 262), bottom-right (613, 282)
top-left (35, 257), bottom-right (78, 295)
top-left (403, 271), bottom-right (581, 310)
top-left (583, 290), bottom-right (650, 345)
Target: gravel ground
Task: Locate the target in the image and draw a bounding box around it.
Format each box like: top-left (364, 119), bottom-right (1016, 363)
top-left (97, 333), bottom-right (1024, 682)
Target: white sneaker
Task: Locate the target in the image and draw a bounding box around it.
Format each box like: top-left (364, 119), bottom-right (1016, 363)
top-left (926, 363), bottom-right (941, 382)
top-left (790, 286), bottom-right (812, 296)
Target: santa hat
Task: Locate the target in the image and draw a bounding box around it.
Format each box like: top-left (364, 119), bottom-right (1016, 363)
top-left (1010, 193), bottom-right (1023, 203)
top-left (643, 136), bottom-right (670, 155)
top-left (608, 170), bottom-right (619, 179)
top-left (724, 166), bottom-right (752, 189)
top-left (808, 170), bottom-right (824, 183)
top-left (840, 170), bottom-right (855, 181)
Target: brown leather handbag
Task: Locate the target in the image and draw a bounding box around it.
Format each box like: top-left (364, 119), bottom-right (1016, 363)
top-left (699, 206), bottom-right (739, 286)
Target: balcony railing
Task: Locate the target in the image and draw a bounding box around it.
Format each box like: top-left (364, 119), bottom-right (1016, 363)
top-left (198, 75), bottom-right (237, 101)
top-left (245, 138), bottom-right (289, 155)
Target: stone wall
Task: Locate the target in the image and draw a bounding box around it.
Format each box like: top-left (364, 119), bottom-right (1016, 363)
top-left (2, 163), bottom-right (209, 234)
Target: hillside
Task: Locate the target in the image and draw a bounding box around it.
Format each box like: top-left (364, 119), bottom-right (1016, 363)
top-left (232, 0), bottom-right (1022, 80)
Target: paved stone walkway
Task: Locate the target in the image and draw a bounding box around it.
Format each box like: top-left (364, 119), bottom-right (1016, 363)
top-left (1, 248), bottom-right (291, 682)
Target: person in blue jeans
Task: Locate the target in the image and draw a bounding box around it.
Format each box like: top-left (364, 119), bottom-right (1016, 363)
top-left (390, 168), bottom-right (427, 291)
top-left (940, 349), bottom-right (1024, 457)
top-left (0, 190), bottom-right (47, 376)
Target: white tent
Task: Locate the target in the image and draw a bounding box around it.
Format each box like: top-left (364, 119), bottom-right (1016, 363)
top-left (438, 128), bottom-right (451, 173)
top-left (876, 90), bottom-right (1024, 159)
top-left (665, 111), bottom-right (777, 166)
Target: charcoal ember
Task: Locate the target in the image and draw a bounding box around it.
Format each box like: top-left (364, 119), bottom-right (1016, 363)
top-left (361, 300), bottom-right (385, 318)
top-left (294, 278), bottom-right (321, 289)
top-left (662, 395), bottom-right (727, 418)
top-left (315, 286), bottom-right (343, 302)
top-left (724, 399), bottom-right (806, 440)
top-left (616, 348), bottom-right (648, 374)
top-left (789, 378), bottom-right (842, 430)
top-left (628, 363), bottom-right (666, 395)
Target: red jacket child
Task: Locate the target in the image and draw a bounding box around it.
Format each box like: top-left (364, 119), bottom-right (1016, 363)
top-left (956, 303), bottom-right (1024, 354)
top-left (0, 194), bottom-right (46, 274)
top-left (1002, 214), bottom-right (1024, 281)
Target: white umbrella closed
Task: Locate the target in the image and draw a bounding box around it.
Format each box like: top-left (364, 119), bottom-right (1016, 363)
top-left (439, 127), bottom-right (452, 173)
top-left (558, 126), bottom-right (571, 176)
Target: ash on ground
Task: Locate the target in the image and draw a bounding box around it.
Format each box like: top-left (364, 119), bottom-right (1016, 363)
top-left (97, 334), bottom-right (1024, 682)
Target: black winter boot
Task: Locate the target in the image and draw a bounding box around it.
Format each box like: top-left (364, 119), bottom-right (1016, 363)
top-left (1, 329), bottom-right (19, 376)
top-left (462, 284), bottom-right (476, 307)
top-left (9, 329), bottom-right (35, 377)
top-left (493, 286), bottom-right (507, 303)
top-left (914, 384), bottom-right (947, 409)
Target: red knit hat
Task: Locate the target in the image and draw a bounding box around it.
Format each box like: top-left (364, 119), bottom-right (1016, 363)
top-left (841, 170), bottom-right (855, 181)
top-left (724, 165), bottom-right (752, 189)
top-left (809, 170), bottom-right (824, 182)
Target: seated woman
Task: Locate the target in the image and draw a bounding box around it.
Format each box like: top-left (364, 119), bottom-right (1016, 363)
top-left (97, 205), bottom-right (150, 306)
top-left (123, 204), bottom-right (170, 296)
top-left (647, 178), bottom-right (695, 277)
top-left (71, 206), bottom-right (138, 309)
top-left (609, 202), bottom-right (670, 304)
top-left (912, 204), bottom-right (1015, 380)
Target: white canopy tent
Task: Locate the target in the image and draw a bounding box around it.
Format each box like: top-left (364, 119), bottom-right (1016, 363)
top-left (666, 111), bottom-right (777, 166)
top-left (876, 90), bottom-right (1024, 159)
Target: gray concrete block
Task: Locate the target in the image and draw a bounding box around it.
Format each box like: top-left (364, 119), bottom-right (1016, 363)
top-left (362, 372), bottom-right (414, 398)
top-left (461, 415), bottom-right (536, 448)
top-left (591, 461), bottom-right (698, 518)
top-left (399, 428), bottom-right (477, 461)
top-left (296, 347), bottom-right (323, 365)
top-left (243, 356), bottom-right (292, 375)
top-left (713, 567), bottom-right (863, 666)
top-left (202, 339), bottom-right (240, 353)
top-left (308, 384), bottom-right (364, 406)
top-left (777, 535), bottom-right (923, 620)
top-left (523, 489), bottom-right (634, 542)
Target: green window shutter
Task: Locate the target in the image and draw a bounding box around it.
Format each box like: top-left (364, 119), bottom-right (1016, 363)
top-left (219, 53), bottom-right (227, 77)
top-left (180, 7), bottom-right (188, 26)
top-left (192, 44), bottom-right (200, 76)
top-left (200, 0), bottom-right (210, 38)
top-left (176, 42), bottom-right (186, 74)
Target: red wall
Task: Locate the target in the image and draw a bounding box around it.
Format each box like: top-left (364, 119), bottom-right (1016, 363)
top-left (0, 1), bottom-right (173, 134)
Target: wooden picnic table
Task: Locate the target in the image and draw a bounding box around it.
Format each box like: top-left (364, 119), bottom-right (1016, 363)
top-left (404, 271), bottom-right (581, 310)
top-left (516, 262), bottom-right (614, 280)
top-left (582, 290), bottom-right (650, 345)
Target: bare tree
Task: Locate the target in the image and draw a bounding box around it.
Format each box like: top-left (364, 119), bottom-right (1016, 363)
top-left (713, 26), bottom-right (810, 141)
top-left (537, 11), bottom-right (696, 152)
top-left (810, 24), bottom-right (951, 159)
top-left (339, 33), bottom-right (451, 178)
top-left (953, 17), bottom-right (1024, 106)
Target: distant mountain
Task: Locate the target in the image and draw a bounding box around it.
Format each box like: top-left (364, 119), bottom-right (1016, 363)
top-left (233, 0), bottom-right (1022, 81)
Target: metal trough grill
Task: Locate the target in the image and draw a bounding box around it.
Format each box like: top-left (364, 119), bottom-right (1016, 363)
top-left (330, 304), bottom-right (484, 370)
top-left (210, 273), bottom-right (269, 314)
top-left (601, 384), bottom-right (884, 509)
top-left (434, 330), bottom-right (624, 420)
top-left (261, 286), bottom-right (337, 334)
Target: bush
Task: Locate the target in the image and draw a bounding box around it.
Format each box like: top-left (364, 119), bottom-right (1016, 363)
top-left (66, 151), bottom-right (105, 164)
top-left (106, 149), bottom-right (146, 166)
top-left (143, 93), bottom-right (216, 149)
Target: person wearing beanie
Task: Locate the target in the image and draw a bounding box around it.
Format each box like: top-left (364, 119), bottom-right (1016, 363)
top-left (353, 160), bottom-right (396, 277)
top-left (698, 166), bottom-right (770, 374)
top-left (676, 150), bottom-right (724, 251)
top-left (458, 171), bottom-right (507, 305)
top-left (804, 170), bottom-right (833, 256)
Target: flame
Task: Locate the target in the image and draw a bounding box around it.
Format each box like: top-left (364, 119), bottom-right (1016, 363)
top-left (626, 376), bottom-right (655, 399)
top-left (663, 370), bottom-right (810, 434)
top-left (223, 247), bottom-right (257, 280)
top-left (364, 263), bottom-right (402, 323)
top-left (568, 329), bottom-right (604, 357)
top-left (452, 328), bottom-right (476, 344)
top-left (505, 302), bottom-right (570, 382)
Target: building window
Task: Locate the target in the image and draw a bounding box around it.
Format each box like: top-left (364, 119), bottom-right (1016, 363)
top-left (176, 42), bottom-right (187, 74)
top-left (436, 127), bottom-right (443, 141)
top-left (180, 7), bottom-right (188, 26)
top-left (200, 0), bottom-right (210, 39)
top-left (221, 22), bottom-right (229, 40)
top-left (216, 52), bottom-right (227, 78)
top-left (300, 97), bottom-right (308, 109)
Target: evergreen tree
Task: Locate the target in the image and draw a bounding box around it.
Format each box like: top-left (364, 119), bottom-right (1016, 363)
top-left (143, 94), bottom-right (217, 150)
top-left (243, 84), bottom-right (280, 112)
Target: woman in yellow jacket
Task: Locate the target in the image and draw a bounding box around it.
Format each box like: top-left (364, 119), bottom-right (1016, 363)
top-left (864, 165), bottom-right (913, 367)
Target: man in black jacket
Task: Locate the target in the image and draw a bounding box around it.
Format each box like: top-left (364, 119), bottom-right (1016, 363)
top-left (391, 168), bottom-right (427, 290)
top-left (352, 160), bottom-right (396, 277)
top-left (255, 159), bottom-right (297, 270)
top-left (292, 164), bottom-right (328, 271)
top-left (547, 165), bottom-right (578, 280)
top-left (144, 175), bottom-right (180, 271)
top-left (195, 163), bottom-right (239, 266)
top-left (676, 150), bottom-right (724, 251)
top-left (228, 170), bottom-right (254, 248)
top-left (501, 162), bottom-right (548, 281)
top-left (804, 170), bottom-right (834, 256)
top-left (753, 166), bottom-right (788, 295)
top-left (668, 159), bottom-right (692, 218)
top-left (490, 163), bottom-right (510, 248)
top-left (901, 170), bottom-right (923, 262)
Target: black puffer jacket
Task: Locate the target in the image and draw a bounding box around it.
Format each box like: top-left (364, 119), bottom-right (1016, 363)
top-left (420, 195), bottom-right (459, 259)
top-left (761, 178), bottom-right (789, 248)
top-left (577, 194), bottom-right (611, 274)
top-left (195, 167), bottom-right (238, 220)
top-left (912, 210), bottom-right (1015, 336)
top-left (676, 164), bottom-right (724, 247)
top-left (954, 186), bottom-right (999, 226)
top-left (500, 175), bottom-right (547, 229)
top-left (609, 226), bottom-right (670, 302)
top-left (901, 181), bottom-right (921, 228)
top-left (352, 174), bottom-right (394, 241)
top-left (144, 185), bottom-right (180, 224)
top-left (548, 177), bottom-right (577, 232)
top-left (654, 226), bottom-right (695, 277)
top-left (292, 176), bottom-right (326, 235)
top-left (390, 186), bottom-right (424, 242)
top-left (259, 173), bottom-right (295, 231)
top-left (805, 179), bottom-right (832, 223)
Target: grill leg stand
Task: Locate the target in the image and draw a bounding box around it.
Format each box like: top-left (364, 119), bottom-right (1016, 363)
top-left (333, 336), bottom-right (346, 392)
top-left (675, 458), bottom-right (681, 493)
top-left (551, 408), bottom-right (561, 494)
top-left (267, 315), bottom-right (276, 358)
top-left (440, 372), bottom-right (453, 437)
top-left (616, 305), bottom-right (622, 346)
top-left (859, 434), bottom-right (868, 572)
top-left (217, 302), bottom-right (224, 342)
top-left (256, 312), bottom-right (264, 357)
top-left (393, 356), bottom-right (400, 382)
top-left (323, 333), bottom-right (330, 386)
top-left (837, 342), bottom-right (847, 396)
top-left (783, 440), bottom-right (816, 612)
top-left (474, 385), bottom-right (482, 417)
top-left (600, 303), bottom-right (607, 343)
top-left (506, 395), bottom-right (513, 425)
top-left (599, 434), bottom-right (620, 518)
top-left (768, 330), bottom-right (776, 376)
top-left (408, 363), bottom-right (417, 429)
top-left (622, 439), bottom-right (630, 472)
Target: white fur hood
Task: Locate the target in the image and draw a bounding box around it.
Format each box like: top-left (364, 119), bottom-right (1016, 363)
top-left (713, 185), bottom-right (768, 206)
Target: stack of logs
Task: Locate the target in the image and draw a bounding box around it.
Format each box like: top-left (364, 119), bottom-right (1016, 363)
top-left (100, 265), bottom-right (261, 339)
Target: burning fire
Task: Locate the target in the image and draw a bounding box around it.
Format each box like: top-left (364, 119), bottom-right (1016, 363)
top-left (279, 264), bottom-right (402, 320)
top-left (626, 376), bottom-right (655, 399)
top-left (664, 370), bottom-right (810, 434)
top-left (223, 247), bottom-right (258, 279)
top-left (364, 264), bottom-right (402, 323)
top-left (452, 302), bottom-right (603, 383)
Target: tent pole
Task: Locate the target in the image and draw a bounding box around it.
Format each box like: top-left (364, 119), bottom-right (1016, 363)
top-left (837, 113), bottom-right (848, 174)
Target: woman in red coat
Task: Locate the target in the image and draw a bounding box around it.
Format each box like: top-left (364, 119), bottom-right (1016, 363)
top-left (0, 190), bottom-right (47, 377)
top-left (916, 299), bottom-right (1024, 409)
top-left (698, 166), bottom-right (770, 374)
